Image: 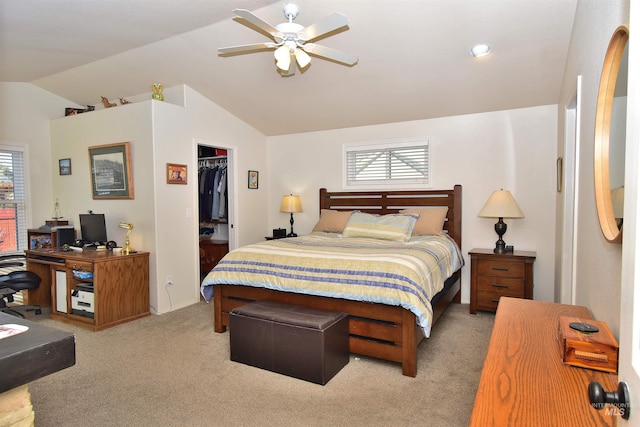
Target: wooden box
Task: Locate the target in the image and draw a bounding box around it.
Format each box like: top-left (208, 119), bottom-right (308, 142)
top-left (558, 316), bottom-right (619, 374)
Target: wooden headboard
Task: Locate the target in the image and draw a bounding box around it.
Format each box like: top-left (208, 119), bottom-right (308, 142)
top-left (319, 185), bottom-right (462, 249)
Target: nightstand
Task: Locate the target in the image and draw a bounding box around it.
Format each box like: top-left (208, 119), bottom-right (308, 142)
top-left (468, 248), bottom-right (536, 314)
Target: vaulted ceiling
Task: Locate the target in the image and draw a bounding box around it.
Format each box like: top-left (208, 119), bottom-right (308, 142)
top-left (1, 0), bottom-right (577, 136)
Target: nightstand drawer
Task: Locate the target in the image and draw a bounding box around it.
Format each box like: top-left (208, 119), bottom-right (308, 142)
top-left (477, 260), bottom-right (525, 278)
top-left (476, 292), bottom-right (505, 311)
top-left (477, 276), bottom-right (525, 297)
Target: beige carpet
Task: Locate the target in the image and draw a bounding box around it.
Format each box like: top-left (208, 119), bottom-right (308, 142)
top-left (27, 301), bottom-right (494, 427)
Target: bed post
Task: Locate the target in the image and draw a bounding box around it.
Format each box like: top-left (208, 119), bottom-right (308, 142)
top-left (402, 309), bottom-right (418, 377)
top-left (319, 188), bottom-right (328, 214)
top-left (213, 285), bottom-right (226, 333)
top-left (452, 184), bottom-right (462, 250)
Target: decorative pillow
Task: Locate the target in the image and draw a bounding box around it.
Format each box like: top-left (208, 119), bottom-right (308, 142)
top-left (400, 207), bottom-right (449, 235)
top-left (312, 209), bottom-right (353, 233)
top-left (342, 212), bottom-right (418, 242)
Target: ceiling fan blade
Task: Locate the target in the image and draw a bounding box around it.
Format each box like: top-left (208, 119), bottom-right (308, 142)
top-left (218, 42), bottom-right (278, 55)
top-left (302, 43), bottom-right (358, 66)
top-left (298, 13), bottom-right (349, 42)
top-left (233, 9), bottom-right (282, 38)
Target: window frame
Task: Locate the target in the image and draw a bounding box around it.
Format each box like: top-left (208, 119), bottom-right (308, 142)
top-left (342, 138), bottom-right (431, 190)
top-left (0, 144), bottom-right (29, 254)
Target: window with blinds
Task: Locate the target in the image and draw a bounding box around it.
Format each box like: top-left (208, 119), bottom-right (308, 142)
top-left (344, 139), bottom-right (430, 188)
top-left (0, 148), bottom-right (27, 253)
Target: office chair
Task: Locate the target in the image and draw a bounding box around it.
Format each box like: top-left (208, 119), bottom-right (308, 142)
top-left (0, 254), bottom-right (42, 318)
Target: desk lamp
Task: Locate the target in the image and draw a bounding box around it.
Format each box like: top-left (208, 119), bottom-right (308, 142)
top-left (118, 222), bottom-right (135, 254)
top-left (478, 189), bottom-right (524, 253)
top-left (280, 195), bottom-right (302, 237)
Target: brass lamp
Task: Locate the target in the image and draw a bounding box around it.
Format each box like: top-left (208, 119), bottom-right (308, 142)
top-left (118, 222), bottom-right (135, 254)
top-left (280, 194), bottom-right (302, 237)
top-left (478, 189), bottom-right (524, 253)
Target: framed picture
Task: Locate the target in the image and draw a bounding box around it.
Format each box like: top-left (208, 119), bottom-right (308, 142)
top-left (59, 158), bottom-right (72, 175)
top-left (167, 163), bottom-right (187, 185)
top-left (88, 142), bottom-right (134, 199)
top-left (248, 170), bottom-right (259, 189)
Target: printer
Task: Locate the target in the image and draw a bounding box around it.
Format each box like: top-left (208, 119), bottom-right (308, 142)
top-left (71, 283), bottom-right (94, 318)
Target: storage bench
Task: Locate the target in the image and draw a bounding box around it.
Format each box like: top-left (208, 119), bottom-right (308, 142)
top-left (229, 300), bottom-right (349, 385)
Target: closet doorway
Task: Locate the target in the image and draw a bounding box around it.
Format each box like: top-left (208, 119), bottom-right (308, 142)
top-left (196, 141), bottom-right (237, 281)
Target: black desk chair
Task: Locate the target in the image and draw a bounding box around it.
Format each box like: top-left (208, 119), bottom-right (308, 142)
top-left (0, 254), bottom-right (42, 318)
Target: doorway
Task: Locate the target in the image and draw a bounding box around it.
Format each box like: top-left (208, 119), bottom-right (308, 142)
top-left (196, 141), bottom-right (237, 280)
top-left (559, 76), bottom-right (582, 304)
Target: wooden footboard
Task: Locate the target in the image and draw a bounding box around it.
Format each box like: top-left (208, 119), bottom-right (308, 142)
top-left (213, 275), bottom-right (460, 377)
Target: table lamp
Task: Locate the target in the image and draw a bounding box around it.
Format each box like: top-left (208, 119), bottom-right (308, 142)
top-left (280, 194), bottom-right (302, 237)
top-left (611, 186), bottom-right (624, 228)
top-left (118, 222), bottom-right (135, 254)
top-left (478, 189), bottom-right (524, 253)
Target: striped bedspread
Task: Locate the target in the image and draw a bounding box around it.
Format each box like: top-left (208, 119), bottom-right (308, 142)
top-left (200, 232), bottom-right (464, 337)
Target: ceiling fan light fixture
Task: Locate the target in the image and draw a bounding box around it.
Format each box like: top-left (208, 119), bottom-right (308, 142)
top-left (294, 48), bottom-right (311, 68)
top-left (471, 43), bottom-right (492, 58)
top-left (220, 4), bottom-right (357, 75)
top-left (274, 45), bottom-right (291, 70)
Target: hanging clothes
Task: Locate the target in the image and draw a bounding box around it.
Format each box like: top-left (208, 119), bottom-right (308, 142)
top-left (198, 158), bottom-right (228, 221)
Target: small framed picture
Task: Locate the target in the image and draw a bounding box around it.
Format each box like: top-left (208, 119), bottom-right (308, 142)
top-left (167, 163), bottom-right (187, 185)
top-left (59, 158), bottom-right (72, 175)
top-left (248, 170), bottom-right (259, 189)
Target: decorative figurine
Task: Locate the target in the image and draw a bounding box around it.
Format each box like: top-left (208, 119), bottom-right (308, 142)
top-left (101, 96), bottom-right (117, 108)
top-left (151, 83), bottom-right (164, 101)
top-left (119, 98), bottom-right (131, 105)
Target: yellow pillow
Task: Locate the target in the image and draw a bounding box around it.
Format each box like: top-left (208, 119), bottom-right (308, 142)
top-left (312, 209), bottom-right (353, 233)
top-left (400, 207), bottom-right (448, 235)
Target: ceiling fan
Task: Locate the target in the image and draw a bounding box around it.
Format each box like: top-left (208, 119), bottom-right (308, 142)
top-left (218, 3), bottom-right (358, 76)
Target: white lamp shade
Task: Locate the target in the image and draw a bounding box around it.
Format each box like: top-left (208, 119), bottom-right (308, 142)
top-left (612, 186), bottom-right (624, 219)
top-left (294, 49), bottom-right (311, 68)
top-left (274, 45), bottom-right (291, 71)
top-left (280, 195), bottom-right (303, 213)
top-left (478, 189), bottom-right (524, 219)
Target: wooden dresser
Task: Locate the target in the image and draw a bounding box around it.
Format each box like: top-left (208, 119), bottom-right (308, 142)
top-left (199, 238), bottom-right (228, 278)
top-left (469, 248), bottom-right (536, 313)
top-left (469, 298), bottom-right (618, 426)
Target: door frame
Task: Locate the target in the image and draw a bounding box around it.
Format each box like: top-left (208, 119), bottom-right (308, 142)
top-left (194, 139), bottom-right (238, 252)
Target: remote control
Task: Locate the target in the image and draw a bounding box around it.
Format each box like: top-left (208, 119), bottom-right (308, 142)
top-left (569, 322), bottom-right (599, 333)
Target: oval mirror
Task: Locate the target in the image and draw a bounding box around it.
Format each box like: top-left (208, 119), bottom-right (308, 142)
top-left (594, 26), bottom-right (628, 243)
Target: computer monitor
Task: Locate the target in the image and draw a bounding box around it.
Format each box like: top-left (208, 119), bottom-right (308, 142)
top-left (79, 213), bottom-right (107, 244)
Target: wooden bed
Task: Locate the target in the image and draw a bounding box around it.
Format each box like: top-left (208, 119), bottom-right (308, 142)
top-left (213, 185), bottom-right (462, 377)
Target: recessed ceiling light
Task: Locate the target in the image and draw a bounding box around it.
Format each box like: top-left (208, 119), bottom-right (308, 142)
top-left (471, 44), bottom-right (492, 58)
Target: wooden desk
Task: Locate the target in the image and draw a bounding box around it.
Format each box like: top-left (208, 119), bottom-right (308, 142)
top-left (469, 298), bottom-right (618, 426)
top-left (25, 249), bottom-right (150, 331)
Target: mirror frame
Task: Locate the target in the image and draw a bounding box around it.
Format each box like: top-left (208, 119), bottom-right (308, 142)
top-left (594, 25), bottom-right (629, 243)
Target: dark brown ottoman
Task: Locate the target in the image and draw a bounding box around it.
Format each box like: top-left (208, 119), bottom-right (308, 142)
top-left (229, 300), bottom-right (349, 385)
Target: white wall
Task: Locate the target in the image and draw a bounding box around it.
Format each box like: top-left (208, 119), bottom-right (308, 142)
top-left (50, 85), bottom-right (268, 314)
top-left (50, 101), bottom-right (159, 308)
top-left (0, 82), bottom-right (81, 228)
top-left (266, 105), bottom-right (558, 304)
top-left (557, 0), bottom-right (628, 336)
top-left (151, 86), bottom-right (268, 312)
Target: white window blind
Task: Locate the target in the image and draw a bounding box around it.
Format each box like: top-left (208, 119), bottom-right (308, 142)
top-left (0, 148), bottom-right (27, 253)
top-left (344, 139), bottom-right (430, 188)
